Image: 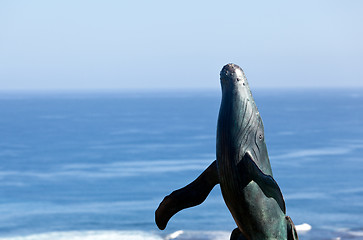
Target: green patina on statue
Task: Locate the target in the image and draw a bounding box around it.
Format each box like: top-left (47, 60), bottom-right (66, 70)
top-left (155, 64), bottom-right (298, 240)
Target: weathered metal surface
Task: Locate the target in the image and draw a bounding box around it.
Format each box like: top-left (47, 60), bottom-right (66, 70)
top-left (155, 64), bottom-right (298, 240)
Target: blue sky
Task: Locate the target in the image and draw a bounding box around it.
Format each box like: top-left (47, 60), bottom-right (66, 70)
top-left (0, 1), bottom-right (362, 90)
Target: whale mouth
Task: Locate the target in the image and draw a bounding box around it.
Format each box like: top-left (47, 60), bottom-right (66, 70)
top-left (220, 63), bottom-right (246, 87)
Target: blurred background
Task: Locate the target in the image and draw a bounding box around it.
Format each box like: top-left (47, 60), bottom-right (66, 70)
top-left (1, 0), bottom-right (362, 91)
top-left (0, 1), bottom-right (363, 240)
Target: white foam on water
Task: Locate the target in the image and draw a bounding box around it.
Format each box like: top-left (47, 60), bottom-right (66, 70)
top-left (165, 230), bottom-right (184, 240)
top-left (0, 231), bottom-right (163, 240)
top-left (164, 230), bottom-right (230, 240)
top-left (334, 228), bottom-right (363, 239)
top-left (295, 223), bottom-right (312, 233)
top-left (347, 230), bottom-right (363, 237)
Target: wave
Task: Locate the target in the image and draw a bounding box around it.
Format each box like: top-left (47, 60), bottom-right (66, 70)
top-left (0, 158), bottom-right (212, 182)
top-left (163, 227), bottom-right (311, 240)
top-left (271, 147), bottom-right (352, 160)
top-left (0, 199), bottom-right (159, 219)
top-left (0, 230), bottom-right (229, 240)
top-left (347, 230), bottom-right (363, 237)
top-left (4, 224), bottom-right (363, 240)
top-left (0, 226), bottom-right (314, 240)
top-left (270, 142), bottom-right (363, 167)
top-left (0, 231), bottom-right (163, 240)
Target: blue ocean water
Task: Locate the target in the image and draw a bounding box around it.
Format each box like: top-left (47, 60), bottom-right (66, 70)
top-left (0, 89), bottom-right (362, 240)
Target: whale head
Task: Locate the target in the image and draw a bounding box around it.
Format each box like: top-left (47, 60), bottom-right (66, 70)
top-left (220, 64), bottom-right (246, 87)
top-left (217, 63), bottom-right (271, 174)
top-left (219, 63), bottom-right (259, 114)
top-left (219, 63), bottom-right (259, 121)
top-left (220, 63), bottom-right (249, 92)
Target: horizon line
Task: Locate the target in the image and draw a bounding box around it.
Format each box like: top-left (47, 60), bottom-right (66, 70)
top-left (1, 85), bottom-right (363, 93)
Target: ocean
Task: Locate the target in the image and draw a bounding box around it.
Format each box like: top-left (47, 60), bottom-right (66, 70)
top-left (0, 89), bottom-right (362, 240)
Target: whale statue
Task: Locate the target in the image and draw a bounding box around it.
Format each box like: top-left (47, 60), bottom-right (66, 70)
top-left (155, 64), bottom-right (298, 240)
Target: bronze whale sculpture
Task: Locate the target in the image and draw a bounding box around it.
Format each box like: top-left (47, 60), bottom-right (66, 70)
top-left (155, 64), bottom-right (298, 240)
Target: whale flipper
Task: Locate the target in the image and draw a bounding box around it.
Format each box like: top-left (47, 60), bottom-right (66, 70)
top-left (238, 153), bottom-right (286, 213)
top-left (155, 160), bottom-right (219, 230)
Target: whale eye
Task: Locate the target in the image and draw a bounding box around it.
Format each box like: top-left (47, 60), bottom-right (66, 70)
top-left (256, 130), bottom-right (264, 141)
top-left (259, 133), bottom-right (263, 140)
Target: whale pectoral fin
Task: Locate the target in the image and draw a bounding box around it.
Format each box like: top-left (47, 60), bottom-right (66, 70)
top-left (155, 160), bottom-right (219, 230)
top-left (239, 153), bottom-right (286, 213)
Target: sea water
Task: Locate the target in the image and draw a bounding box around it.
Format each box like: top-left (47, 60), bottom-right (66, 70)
top-left (0, 89), bottom-right (362, 240)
